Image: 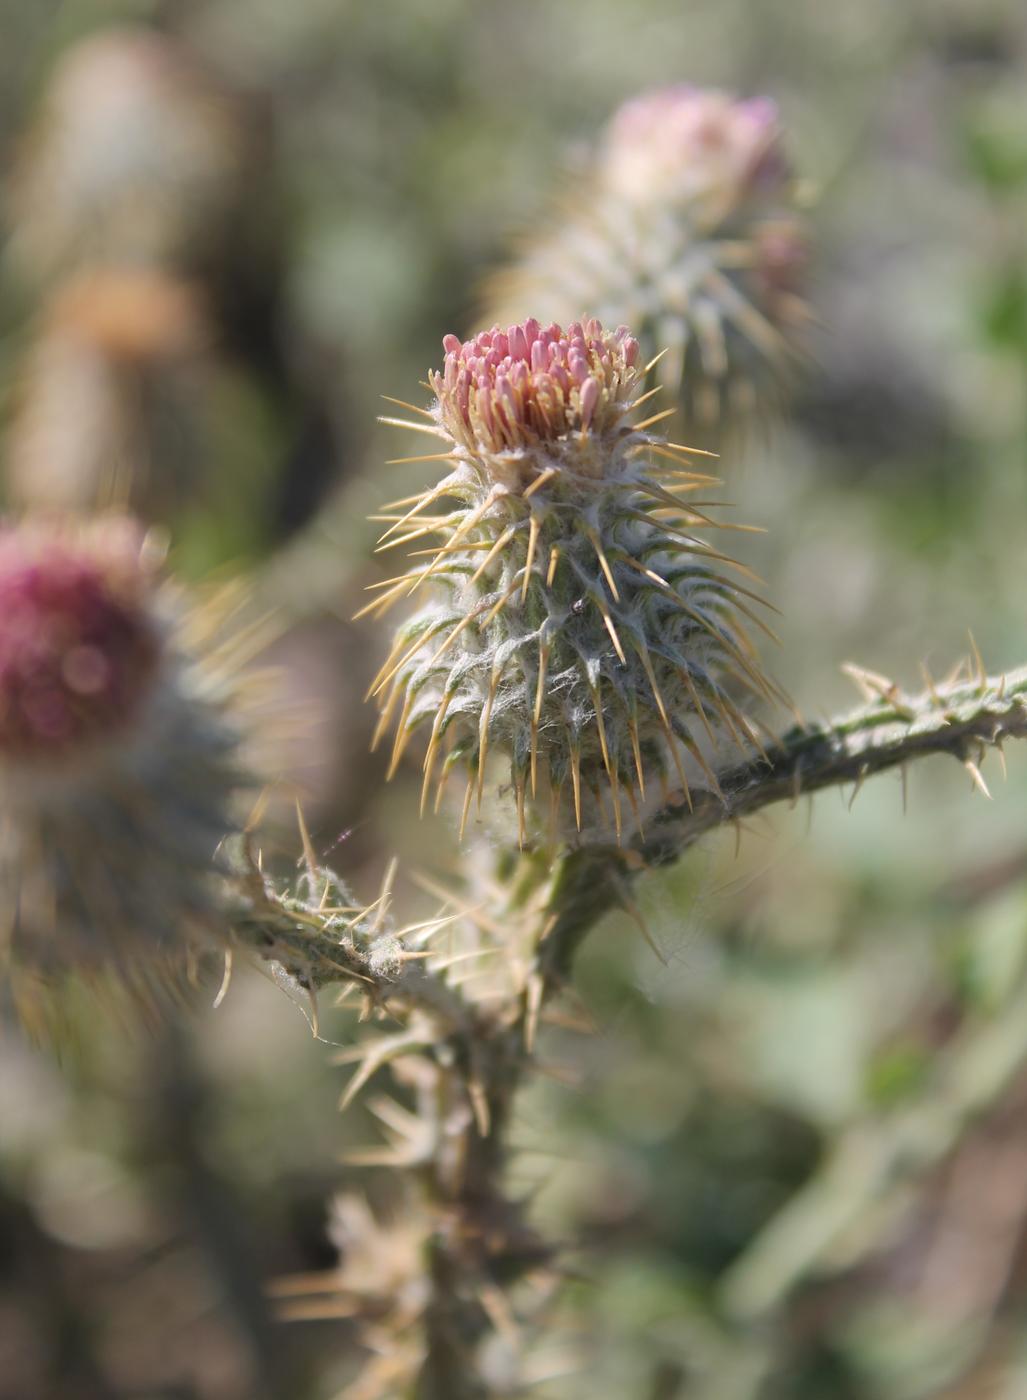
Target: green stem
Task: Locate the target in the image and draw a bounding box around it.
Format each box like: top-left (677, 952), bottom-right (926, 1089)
top-left (541, 662), bottom-right (1027, 985)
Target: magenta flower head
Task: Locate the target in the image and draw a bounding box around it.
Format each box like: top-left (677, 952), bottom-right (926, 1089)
top-left (0, 521), bottom-right (160, 759)
top-left (366, 318), bottom-right (779, 848)
top-left (0, 517), bottom-right (247, 1023)
top-left (485, 85), bottom-right (809, 433)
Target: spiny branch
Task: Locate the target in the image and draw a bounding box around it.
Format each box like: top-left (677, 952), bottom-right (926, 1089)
top-left (538, 661), bottom-right (1027, 993)
top-left (229, 663), bottom-right (1027, 1025)
top-left (225, 849), bottom-right (476, 1035)
top-left (640, 659), bottom-right (1027, 864)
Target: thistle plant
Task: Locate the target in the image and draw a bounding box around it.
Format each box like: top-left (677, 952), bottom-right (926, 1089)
top-left (6, 63), bottom-right (1027, 1400)
top-left (365, 316), bottom-right (781, 846)
top-left (485, 87), bottom-right (808, 433)
top-left (235, 653), bottom-right (1027, 1399)
top-left (4, 393), bottom-right (1027, 1397)
top-left (0, 516), bottom-right (247, 1023)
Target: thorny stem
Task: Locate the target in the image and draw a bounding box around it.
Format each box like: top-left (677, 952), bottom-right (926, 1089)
top-left (437, 662), bottom-right (1027, 1393)
top-left (538, 661), bottom-right (1027, 997)
top-left (234, 661), bottom-right (1027, 1395)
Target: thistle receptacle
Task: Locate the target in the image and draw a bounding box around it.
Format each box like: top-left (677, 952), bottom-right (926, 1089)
top-left (365, 317), bottom-right (781, 847)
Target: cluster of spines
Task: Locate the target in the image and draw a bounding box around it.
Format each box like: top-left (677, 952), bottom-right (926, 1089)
top-left (229, 815), bottom-right (505, 1034)
top-left (230, 840), bottom-right (406, 1007)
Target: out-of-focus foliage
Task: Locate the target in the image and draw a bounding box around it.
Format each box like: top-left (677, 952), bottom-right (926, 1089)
top-left (1, 1), bottom-right (1027, 1398)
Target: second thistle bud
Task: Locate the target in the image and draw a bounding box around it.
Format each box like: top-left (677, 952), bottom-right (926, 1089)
top-left (0, 517), bottom-right (248, 1020)
top-left (486, 86), bottom-right (808, 434)
top-left (367, 318), bottom-right (778, 847)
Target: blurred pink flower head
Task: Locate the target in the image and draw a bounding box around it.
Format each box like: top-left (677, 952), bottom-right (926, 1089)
top-left (601, 85), bottom-right (786, 206)
top-left (430, 317), bottom-right (641, 459)
top-left (0, 522), bottom-right (159, 760)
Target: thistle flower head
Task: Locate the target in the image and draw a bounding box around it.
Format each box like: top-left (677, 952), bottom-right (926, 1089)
top-left (601, 86), bottom-right (783, 208)
top-left (433, 319), bottom-right (640, 455)
top-left (0, 522), bottom-right (159, 759)
top-left (0, 517), bottom-right (250, 1022)
top-left (430, 318), bottom-right (640, 486)
top-left (483, 85), bottom-right (809, 433)
top-left (367, 318), bottom-right (779, 847)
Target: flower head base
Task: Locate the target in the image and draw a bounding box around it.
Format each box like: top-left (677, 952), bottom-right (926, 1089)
top-left (0, 517), bottom-right (249, 1023)
top-left (367, 319), bottom-right (780, 847)
top-left (0, 523), bottom-right (159, 760)
top-left (484, 85), bottom-right (808, 435)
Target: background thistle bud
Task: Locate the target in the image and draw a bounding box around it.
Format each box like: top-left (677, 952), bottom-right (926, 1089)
top-left (367, 318), bottom-right (779, 846)
top-left (4, 27), bottom-right (344, 543)
top-left (6, 270), bottom-right (213, 518)
top-left (7, 30), bottom-right (254, 283)
top-left (0, 517), bottom-right (247, 1019)
top-left (485, 86), bottom-right (809, 435)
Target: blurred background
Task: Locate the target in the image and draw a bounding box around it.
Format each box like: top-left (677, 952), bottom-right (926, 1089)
top-left (2, 1), bottom-right (1027, 1396)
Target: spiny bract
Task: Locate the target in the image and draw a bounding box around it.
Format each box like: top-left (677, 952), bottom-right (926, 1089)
top-left (0, 516), bottom-right (247, 1022)
top-left (365, 317), bottom-right (780, 846)
top-left (485, 86), bottom-right (808, 434)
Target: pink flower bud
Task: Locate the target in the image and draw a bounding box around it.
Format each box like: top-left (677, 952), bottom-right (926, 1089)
top-left (601, 86), bottom-right (789, 209)
top-left (428, 316), bottom-right (642, 458)
top-left (579, 377), bottom-right (600, 427)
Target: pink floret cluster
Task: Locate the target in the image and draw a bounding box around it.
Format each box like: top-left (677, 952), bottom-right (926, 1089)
top-left (0, 530), bottom-right (158, 759)
top-left (431, 317), bottom-right (641, 455)
top-left (602, 86), bottom-right (785, 204)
